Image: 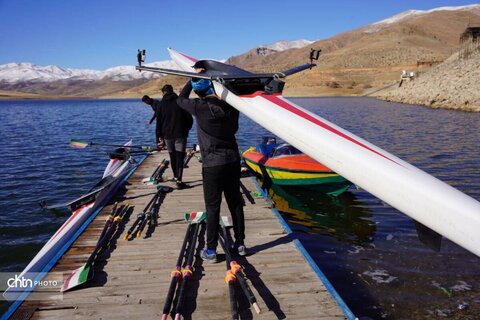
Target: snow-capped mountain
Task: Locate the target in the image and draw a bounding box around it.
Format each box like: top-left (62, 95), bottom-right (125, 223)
top-left (255, 39), bottom-right (314, 56)
top-left (261, 39), bottom-right (314, 51)
top-left (0, 63), bottom-right (99, 83)
top-left (365, 4), bottom-right (480, 32)
top-left (0, 40), bottom-right (312, 83)
top-left (0, 60), bottom-right (179, 84)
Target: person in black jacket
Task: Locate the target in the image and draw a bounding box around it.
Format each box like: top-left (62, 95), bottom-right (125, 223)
top-left (142, 94), bottom-right (164, 148)
top-left (176, 78), bottom-right (246, 263)
top-left (143, 85), bottom-right (193, 188)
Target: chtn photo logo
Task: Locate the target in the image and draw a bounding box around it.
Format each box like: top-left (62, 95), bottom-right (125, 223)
top-left (6, 274), bottom-right (58, 289)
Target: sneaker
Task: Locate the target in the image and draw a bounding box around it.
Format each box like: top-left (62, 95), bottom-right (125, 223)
top-left (236, 245), bottom-right (247, 256)
top-left (232, 242), bottom-right (247, 256)
top-left (200, 248), bottom-right (218, 263)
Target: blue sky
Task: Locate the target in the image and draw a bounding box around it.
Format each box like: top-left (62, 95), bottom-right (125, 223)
top-left (0, 0), bottom-right (478, 69)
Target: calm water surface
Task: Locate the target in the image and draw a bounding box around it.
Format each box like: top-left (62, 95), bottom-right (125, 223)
top-left (0, 97), bottom-right (479, 319)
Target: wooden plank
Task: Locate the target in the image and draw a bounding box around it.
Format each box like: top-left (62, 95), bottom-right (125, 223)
top-left (13, 151), bottom-right (348, 319)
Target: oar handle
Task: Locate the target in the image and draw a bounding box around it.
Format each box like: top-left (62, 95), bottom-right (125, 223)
top-left (124, 213), bottom-right (143, 240)
top-left (154, 160), bottom-right (170, 180)
top-left (219, 228), bottom-right (261, 314)
top-left (97, 203), bottom-right (118, 242)
top-left (162, 225), bottom-right (192, 317)
top-left (136, 212), bottom-right (150, 238)
top-left (174, 222), bottom-right (200, 319)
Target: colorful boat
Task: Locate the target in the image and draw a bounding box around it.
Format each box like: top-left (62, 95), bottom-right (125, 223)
top-left (2, 141), bottom-right (138, 308)
top-left (242, 138), bottom-right (352, 196)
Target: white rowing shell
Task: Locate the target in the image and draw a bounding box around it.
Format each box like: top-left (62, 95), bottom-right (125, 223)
top-left (168, 48), bottom-right (480, 257)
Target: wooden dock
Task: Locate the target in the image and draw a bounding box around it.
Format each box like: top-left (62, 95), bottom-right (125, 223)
top-left (12, 151), bottom-right (351, 319)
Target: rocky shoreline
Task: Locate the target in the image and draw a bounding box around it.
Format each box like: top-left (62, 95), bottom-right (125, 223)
top-left (374, 47), bottom-right (480, 112)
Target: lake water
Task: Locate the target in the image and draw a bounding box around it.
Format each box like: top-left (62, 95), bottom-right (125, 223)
top-left (0, 97), bottom-right (479, 319)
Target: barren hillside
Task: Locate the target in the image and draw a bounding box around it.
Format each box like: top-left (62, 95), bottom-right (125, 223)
top-left (375, 44), bottom-right (480, 112)
top-left (2, 5), bottom-right (480, 103)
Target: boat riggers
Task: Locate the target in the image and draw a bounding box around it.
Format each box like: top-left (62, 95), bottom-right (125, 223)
top-left (123, 185), bottom-right (172, 240)
top-left (161, 211), bottom-right (206, 320)
top-left (135, 49), bottom-right (320, 96)
top-left (142, 159), bottom-right (170, 184)
top-left (219, 216), bottom-right (261, 317)
top-left (61, 203), bottom-right (130, 292)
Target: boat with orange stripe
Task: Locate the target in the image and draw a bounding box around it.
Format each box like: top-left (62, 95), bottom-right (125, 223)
top-left (242, 137), bottom-right (352, 196)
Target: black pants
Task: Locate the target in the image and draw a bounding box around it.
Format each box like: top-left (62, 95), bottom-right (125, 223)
top-left (202, 161), bottom-right (245, 250)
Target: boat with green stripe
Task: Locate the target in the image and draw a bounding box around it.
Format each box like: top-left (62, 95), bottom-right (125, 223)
top-left (242, 138), bottom-right (352, 196)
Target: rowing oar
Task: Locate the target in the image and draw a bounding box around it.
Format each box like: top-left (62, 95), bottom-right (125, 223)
top-left (142, 159), bottom-right (170, 184)
top-left (135, 186), bottom-right (172, 238)
top-left (70, 139), bottom-right (155, 152)
top-left (39, 178), bottom-right (117, 210)
top-left (173, 211), bottom-right (205, 320)
top-left (123, 192), bottom-right (158, 240)
top-left (219, 217), bottom-right (261, 314)
top-left (98, 202), bottom-right (118, 241)
top-left (218, 216), bottom-right (238, 319)
top-left (161, 211), bottom-right (206, 320)
top-left (61, 203), bottom-right (130, 292)
top-left (183, 144), bottom-right (197, 168)
top-left (223, 241), bottom-right (239, 320)
top-left (123, 185), bottom-right (172, 240)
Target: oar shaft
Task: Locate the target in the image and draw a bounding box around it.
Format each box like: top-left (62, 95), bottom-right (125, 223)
top-left (183, 147), bottom-right (197, 167)
top-left (219, 227), bottom-right (260, 314)
top-left (162, 224), bottom-right (192, 319)
top-left (136, 212), bottom-right (151, 237)
top-left (124, 188), bottom-right (164, 240)
top-left (97, 203), bottom-right (118, 242)
top-left (174, 222), bottom-right (200, 320)
top-left (150, 159), bottom-right (166, 179)
top-left (85, 204), bottom-right (129, 266)
top-left (228, 280), bottom-right (239, 320)
top-left (90, 142), bottom-right (150, 149)
top-left (154, 160), bottom-right (169, 180)
top-left (124, 213), bottom-right (143, 239)
top-left (218, 227), bottom-right (239, 319)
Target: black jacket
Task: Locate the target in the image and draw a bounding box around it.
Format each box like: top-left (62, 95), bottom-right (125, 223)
top-left (151, 93), bottom-right (193, 140)
top-left (176, 81), bottom-right (240, 167)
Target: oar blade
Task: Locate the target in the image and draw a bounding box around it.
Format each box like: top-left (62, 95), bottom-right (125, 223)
top-left (69, 139), bottom-right (90, 149)
top-left (185, 211), bottom-right (206, 224)
top-left (414, 220), bottom-right (442, 252)
top-left (221, 215), bottom-right (233, 228)
top-left (61, 264), bottom-right (91, 292)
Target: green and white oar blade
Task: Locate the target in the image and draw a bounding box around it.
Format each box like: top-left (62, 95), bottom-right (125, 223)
top-left (70, 139), bottom-right (90, 149)
top-left (185, 211), bottom-right (206, 224)
top-left (61, 264), bottom-right (91, 292)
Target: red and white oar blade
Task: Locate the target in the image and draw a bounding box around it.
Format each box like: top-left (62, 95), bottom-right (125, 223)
top-left (61, 264), bottom-right (91, 292)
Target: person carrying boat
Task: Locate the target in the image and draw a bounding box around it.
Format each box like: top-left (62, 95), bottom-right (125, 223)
top-left (176, 75), bottom-right (246, 263)
top-left (143, 87), bottom-right (193, 189)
